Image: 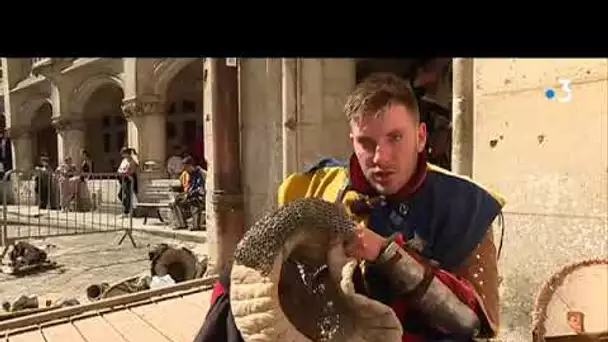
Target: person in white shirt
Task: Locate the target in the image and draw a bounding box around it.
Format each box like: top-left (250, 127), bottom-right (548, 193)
top-left (166, 146), bottom-right (184, 179)
top-left (117, 147), bottom-right (139, 215)
top-left (56, 156), bottom-right (77, 211)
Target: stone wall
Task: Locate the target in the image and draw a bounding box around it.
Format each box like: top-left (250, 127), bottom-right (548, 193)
top-left (239, 59), bottom-right (356, 226)
top-left (472, 58), bottom-right (608, 340)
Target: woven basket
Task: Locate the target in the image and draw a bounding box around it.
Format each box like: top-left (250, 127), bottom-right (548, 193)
top-left (531, 258), bottom-right (608, 341)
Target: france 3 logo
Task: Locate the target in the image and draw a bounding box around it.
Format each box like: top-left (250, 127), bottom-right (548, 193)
top-left (545, 79), bottom-right (573, 103)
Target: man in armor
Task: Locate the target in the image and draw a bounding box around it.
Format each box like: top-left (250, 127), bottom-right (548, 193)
top-left (197, 72), bottom-right (504, 341)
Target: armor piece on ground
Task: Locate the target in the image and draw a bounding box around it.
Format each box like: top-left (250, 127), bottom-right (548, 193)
top-left (149, 244), bottom-right (206, 282)
top-left (230, 197), bottom-right (403, 342)
top-left (7, 295), bottom-right (39, 312)
top-left (52, 298), bottom-right (80, 308)
top-left (532, 258), bottom-right (608, 342)
top-left (86, 282), bottom-right (110, 302)
top-left (8, 242), bottom-right (47, 268)
top-left (134, 274), bottom-right (152, 290)
top-left (1, 301), bottom-right (10, 312)
top-left (92, 275), bottom-right (150, 300)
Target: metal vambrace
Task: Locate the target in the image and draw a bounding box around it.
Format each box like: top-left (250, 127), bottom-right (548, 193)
top-left (373, 240), bottom-right (481, 337)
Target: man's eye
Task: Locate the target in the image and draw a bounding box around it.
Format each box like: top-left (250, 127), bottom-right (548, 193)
top-left (362, 141), bottom-right (376, 150)
top-left (357, 138), bottom-right (376, 150)
top-left (389, 135), bottom-right (402, 143)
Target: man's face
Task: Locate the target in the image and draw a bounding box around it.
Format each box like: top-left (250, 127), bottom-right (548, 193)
top-left (350, 103), bottom-right (426, 195)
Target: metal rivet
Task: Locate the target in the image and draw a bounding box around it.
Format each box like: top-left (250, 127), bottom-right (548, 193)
top-left (473, 273), bottom-right (479, 278)
top-left (476, 254), bottom-right (481, 259)
top-left (479, 280), bottom-right (484, 286)
top-left (479, 267), bottom-right (484, 272)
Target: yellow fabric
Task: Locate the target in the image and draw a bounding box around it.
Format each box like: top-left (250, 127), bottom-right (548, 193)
top-left (278, 166), bottom-right (368, 226)
top-left (277, 163), bottom-right (506, 212)
top-left (179, 170), bottom-right (189, 191)
top-left (179, 167), bottom-right (207, 192)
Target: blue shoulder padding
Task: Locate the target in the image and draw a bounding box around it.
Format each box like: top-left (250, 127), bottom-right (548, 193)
top-left (411, 171), bottom-right (503, 270)
top-left (365, 169), bottom-right (502, 271)
top-left (303, 157), bottom-right (346, 174)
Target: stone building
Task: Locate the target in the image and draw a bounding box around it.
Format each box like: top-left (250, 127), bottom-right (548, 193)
top-left (1, 58), bottom-right (605, 340)
top-left (0, 58), bottom-right (205, 173)
top-left (0, 58), bottom-right (452, 207)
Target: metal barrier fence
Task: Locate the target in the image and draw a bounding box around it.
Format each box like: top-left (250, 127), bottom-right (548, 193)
top-left (1, 169), bottom-right (136, 257)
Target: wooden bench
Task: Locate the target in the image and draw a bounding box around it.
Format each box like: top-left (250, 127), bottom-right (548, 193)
top-left (135, 179), bottom-right (181, 225)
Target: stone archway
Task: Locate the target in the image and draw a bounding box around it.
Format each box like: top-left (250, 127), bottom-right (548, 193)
top-left (153, 58), bottom-right (199, 96)
top-left (31, 101), bottom-right (58, 167)
top-left (81, 84), bottom-right (126, 173)
top-left (162, 60), bottom-right (205, 165)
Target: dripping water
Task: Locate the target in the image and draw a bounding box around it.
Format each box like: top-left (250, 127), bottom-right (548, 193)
top-left (295, 261), bottom-right (342, 341)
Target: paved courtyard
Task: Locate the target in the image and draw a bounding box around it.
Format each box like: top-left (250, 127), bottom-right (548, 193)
top-left (0, 227), bottom-right (207, 307)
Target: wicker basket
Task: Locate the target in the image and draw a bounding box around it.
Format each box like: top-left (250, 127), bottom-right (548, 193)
top-left (531, 258), bottom-right (608, 341)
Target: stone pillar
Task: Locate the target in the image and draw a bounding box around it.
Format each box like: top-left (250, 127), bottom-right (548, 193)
top-left (52, 116), bottom-right (86, 166)
top-left (121, 95), bottom-right (166, 173)
top-left (5, 126), bottom-right (33, 204)
top-left (283, 58), bottom-right (356, 173)
top-left (451, 58), bottom-right (474, 177)
top-left (7, 126), bottom-right (33, 171)
top-left (240, 58), bottom-right (283, 225)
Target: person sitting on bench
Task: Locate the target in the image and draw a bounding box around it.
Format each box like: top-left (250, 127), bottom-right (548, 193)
top-left (170, 156), bottom-right (206, 230)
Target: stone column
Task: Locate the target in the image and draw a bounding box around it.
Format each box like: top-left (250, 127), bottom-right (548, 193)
top-left (52, 116), bottom-right (86, 166)
top-left (283, 58), bottom-right (356, 173)
top-left (7, 125), bottom-right (34, 172)
top-left (240, 58), bottom-right (283, 226)
top-left (121, 95), bottom-right (166, 174)
top-left (5, 126), bottom-right (33, 204)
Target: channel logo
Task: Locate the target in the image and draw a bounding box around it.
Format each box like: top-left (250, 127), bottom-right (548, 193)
top-left (545, 79), bottom-right (572, 103)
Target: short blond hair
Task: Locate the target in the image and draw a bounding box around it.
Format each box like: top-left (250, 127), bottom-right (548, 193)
top-left (344, 72), bottom-right (420, 123)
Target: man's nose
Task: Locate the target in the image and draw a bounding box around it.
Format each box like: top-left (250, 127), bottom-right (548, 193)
top-left (372, 143), bottom-right (391, 165)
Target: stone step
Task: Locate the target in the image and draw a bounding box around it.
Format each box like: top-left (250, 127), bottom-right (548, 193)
top-left (147, 179), bottom-right (181, 188)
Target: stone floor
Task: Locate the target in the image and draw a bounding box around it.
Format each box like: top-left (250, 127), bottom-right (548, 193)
top-left (0, 230), bottom-right (207, 307)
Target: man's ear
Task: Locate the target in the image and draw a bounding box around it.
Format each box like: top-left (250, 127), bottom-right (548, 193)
top-left (416, 122), bottom-right (427, 153)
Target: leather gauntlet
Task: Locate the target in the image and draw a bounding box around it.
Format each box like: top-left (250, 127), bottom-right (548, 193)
top-left (373, 239), bottom-right (481, 337)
